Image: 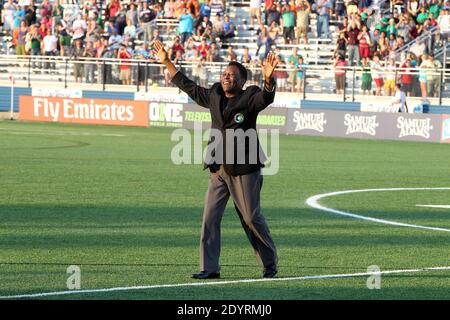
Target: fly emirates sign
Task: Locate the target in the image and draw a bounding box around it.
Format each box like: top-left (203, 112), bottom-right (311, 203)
top-left (20, 96), bottom-right (149, 127)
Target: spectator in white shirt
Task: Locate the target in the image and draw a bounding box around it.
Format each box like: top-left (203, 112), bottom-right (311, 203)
top-left (210, 0), bottom-right (225, 18)
top-left (391, 84), bottom-right (407, 112)
top-left (249, 0), bottom-right (262, 29)
top-left (108, 28), bottom-right (123, 49)
top-left (2, 0), bottom-right (17, 36)
top-left (42, 28), bottom-right (58, 72)
top-left (124, 18), bottom-right (137, 41)
top-left (72, 13), bottom-right (87, 40)
top-left (438, 7), bottom-right (450, 43)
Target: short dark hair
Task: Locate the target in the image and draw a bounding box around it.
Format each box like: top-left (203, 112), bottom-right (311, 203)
top-left (228, 61), bottom-right (247, 83)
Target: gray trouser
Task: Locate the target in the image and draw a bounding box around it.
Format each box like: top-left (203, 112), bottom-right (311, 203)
top-left (317, 14), bottom-right (329, 38)
top-left (31, 48), bottom-right (41, 69)
top-left (44, 51), bottom-right (56, 70)
top-left (347, 44), bottom-right (360, 66)
top-left (142, 21), bottom-right (155, 43)
top-left (84, 64), bottom-right (96, 84)
top-left (200, 165), bottom-right (278, 273)
top-left (427, 78), bottom-right (440, 98)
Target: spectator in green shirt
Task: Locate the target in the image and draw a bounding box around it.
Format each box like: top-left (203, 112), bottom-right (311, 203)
top-left (375, 17), bottom-right (388, 33)
top-left (386, 18), bottom-right (398, 38)
top-left (429, 0), bottom-right (442, 19)
top-left (360, 57), bottom-right (372, 96)
top-left (287, 47), bottom-right (301, 92)
top-left (29, 24), bottom-right (42, 70)
top-left (52, 0), bottom-right (64, 24)
top-left (281, 4), bottom-right (295, 44)
top-left (57, 22), bottom-right (71, 57)
top-left (416, 6), bottom-right (429, 24)
top-left (92, 11), bottom-right (104, 34)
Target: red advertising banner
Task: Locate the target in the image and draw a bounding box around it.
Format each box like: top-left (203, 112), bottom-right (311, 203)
top-left (19, 96), bottom-right (149, 127)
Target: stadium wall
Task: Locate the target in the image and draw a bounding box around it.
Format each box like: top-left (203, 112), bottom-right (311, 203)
top-left (2, 85), bottom-right (450, 143)
top-left (2, 85), bottom-right (450, 114)
top-left (146, 103), bottom-right (448, 144)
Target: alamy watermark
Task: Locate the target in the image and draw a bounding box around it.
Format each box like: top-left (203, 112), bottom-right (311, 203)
top-left (67, 265), bottom-right (81, 290)
top-left (366, 265), bottom-right (381, 290)
top-left (170, 122), bottom-right (280, 175)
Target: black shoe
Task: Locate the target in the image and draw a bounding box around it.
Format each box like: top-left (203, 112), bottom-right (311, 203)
top-left (192, 271), bottom-right (220, 279)
top-left (263, 269), bottom-right (278, 278)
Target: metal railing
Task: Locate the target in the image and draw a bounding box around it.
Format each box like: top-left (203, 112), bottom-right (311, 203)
top-left (435, 40), bottom-right (450, 60)
top-left (0, 54), bottom-right (448, 104)
top-left (392, 26), bottom-right (439, 61)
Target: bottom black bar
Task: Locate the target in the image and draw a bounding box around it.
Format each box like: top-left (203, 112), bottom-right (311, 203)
top-left (1, 300), bottom-right (449, 318)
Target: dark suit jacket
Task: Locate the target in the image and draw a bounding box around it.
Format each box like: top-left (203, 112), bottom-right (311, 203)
top-left (171, 71), bottom-right (276, 176)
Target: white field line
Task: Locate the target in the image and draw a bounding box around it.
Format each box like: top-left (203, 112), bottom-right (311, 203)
top-left (305, 187), bottom-right (450, 232)
top-left (0, 127), bottom-right (125, 137)
top-left (416, 205), bottom-right (450, 209)
top-left (1, 265), bottom-right (450, 300)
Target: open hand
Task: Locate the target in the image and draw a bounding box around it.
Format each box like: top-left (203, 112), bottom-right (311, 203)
top-left (261, 52), bottom-right (278, 81)
top-left (153, 40), bottom-right (169, 63)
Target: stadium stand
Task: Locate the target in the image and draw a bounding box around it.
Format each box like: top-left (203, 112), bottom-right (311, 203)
top-left (0, 0), bottom-right (448, 100)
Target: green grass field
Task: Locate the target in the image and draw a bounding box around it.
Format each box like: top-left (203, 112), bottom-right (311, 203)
top-left (1, 120), bottom-right (450, 300)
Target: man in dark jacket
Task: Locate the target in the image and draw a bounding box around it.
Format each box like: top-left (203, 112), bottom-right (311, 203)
top-left (153, 40), bottom-right (278, 279)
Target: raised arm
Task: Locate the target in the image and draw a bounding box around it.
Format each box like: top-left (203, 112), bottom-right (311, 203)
top-left (153, 40), bottom-right (211, 108)
top-left (261, 52), bottom-right (278, 91)
top-left (305, 1), bottom-right (311, 12)
top-left (249, 52), bottom-right (278, 113)
top-left (154, 40), bottom-right (178, 77)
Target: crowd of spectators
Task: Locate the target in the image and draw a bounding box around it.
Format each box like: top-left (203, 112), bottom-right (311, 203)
top-left (0, 0), bottom-right (165, 84)
top-left (247, 0), bottom-right (449, 96)
top-left (329, 0), bottom-right (449, 97)
top-left (0, 0), bottom-right (447, 97)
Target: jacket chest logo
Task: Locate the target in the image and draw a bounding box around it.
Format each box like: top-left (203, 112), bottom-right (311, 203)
top-left (234, 113), bottom-right (245, 124)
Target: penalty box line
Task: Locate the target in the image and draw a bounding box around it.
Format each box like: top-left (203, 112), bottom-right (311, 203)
top-left (305, 187), bottom-right (450, 233)
top-left (1, 266), bottom-right (450, 299)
